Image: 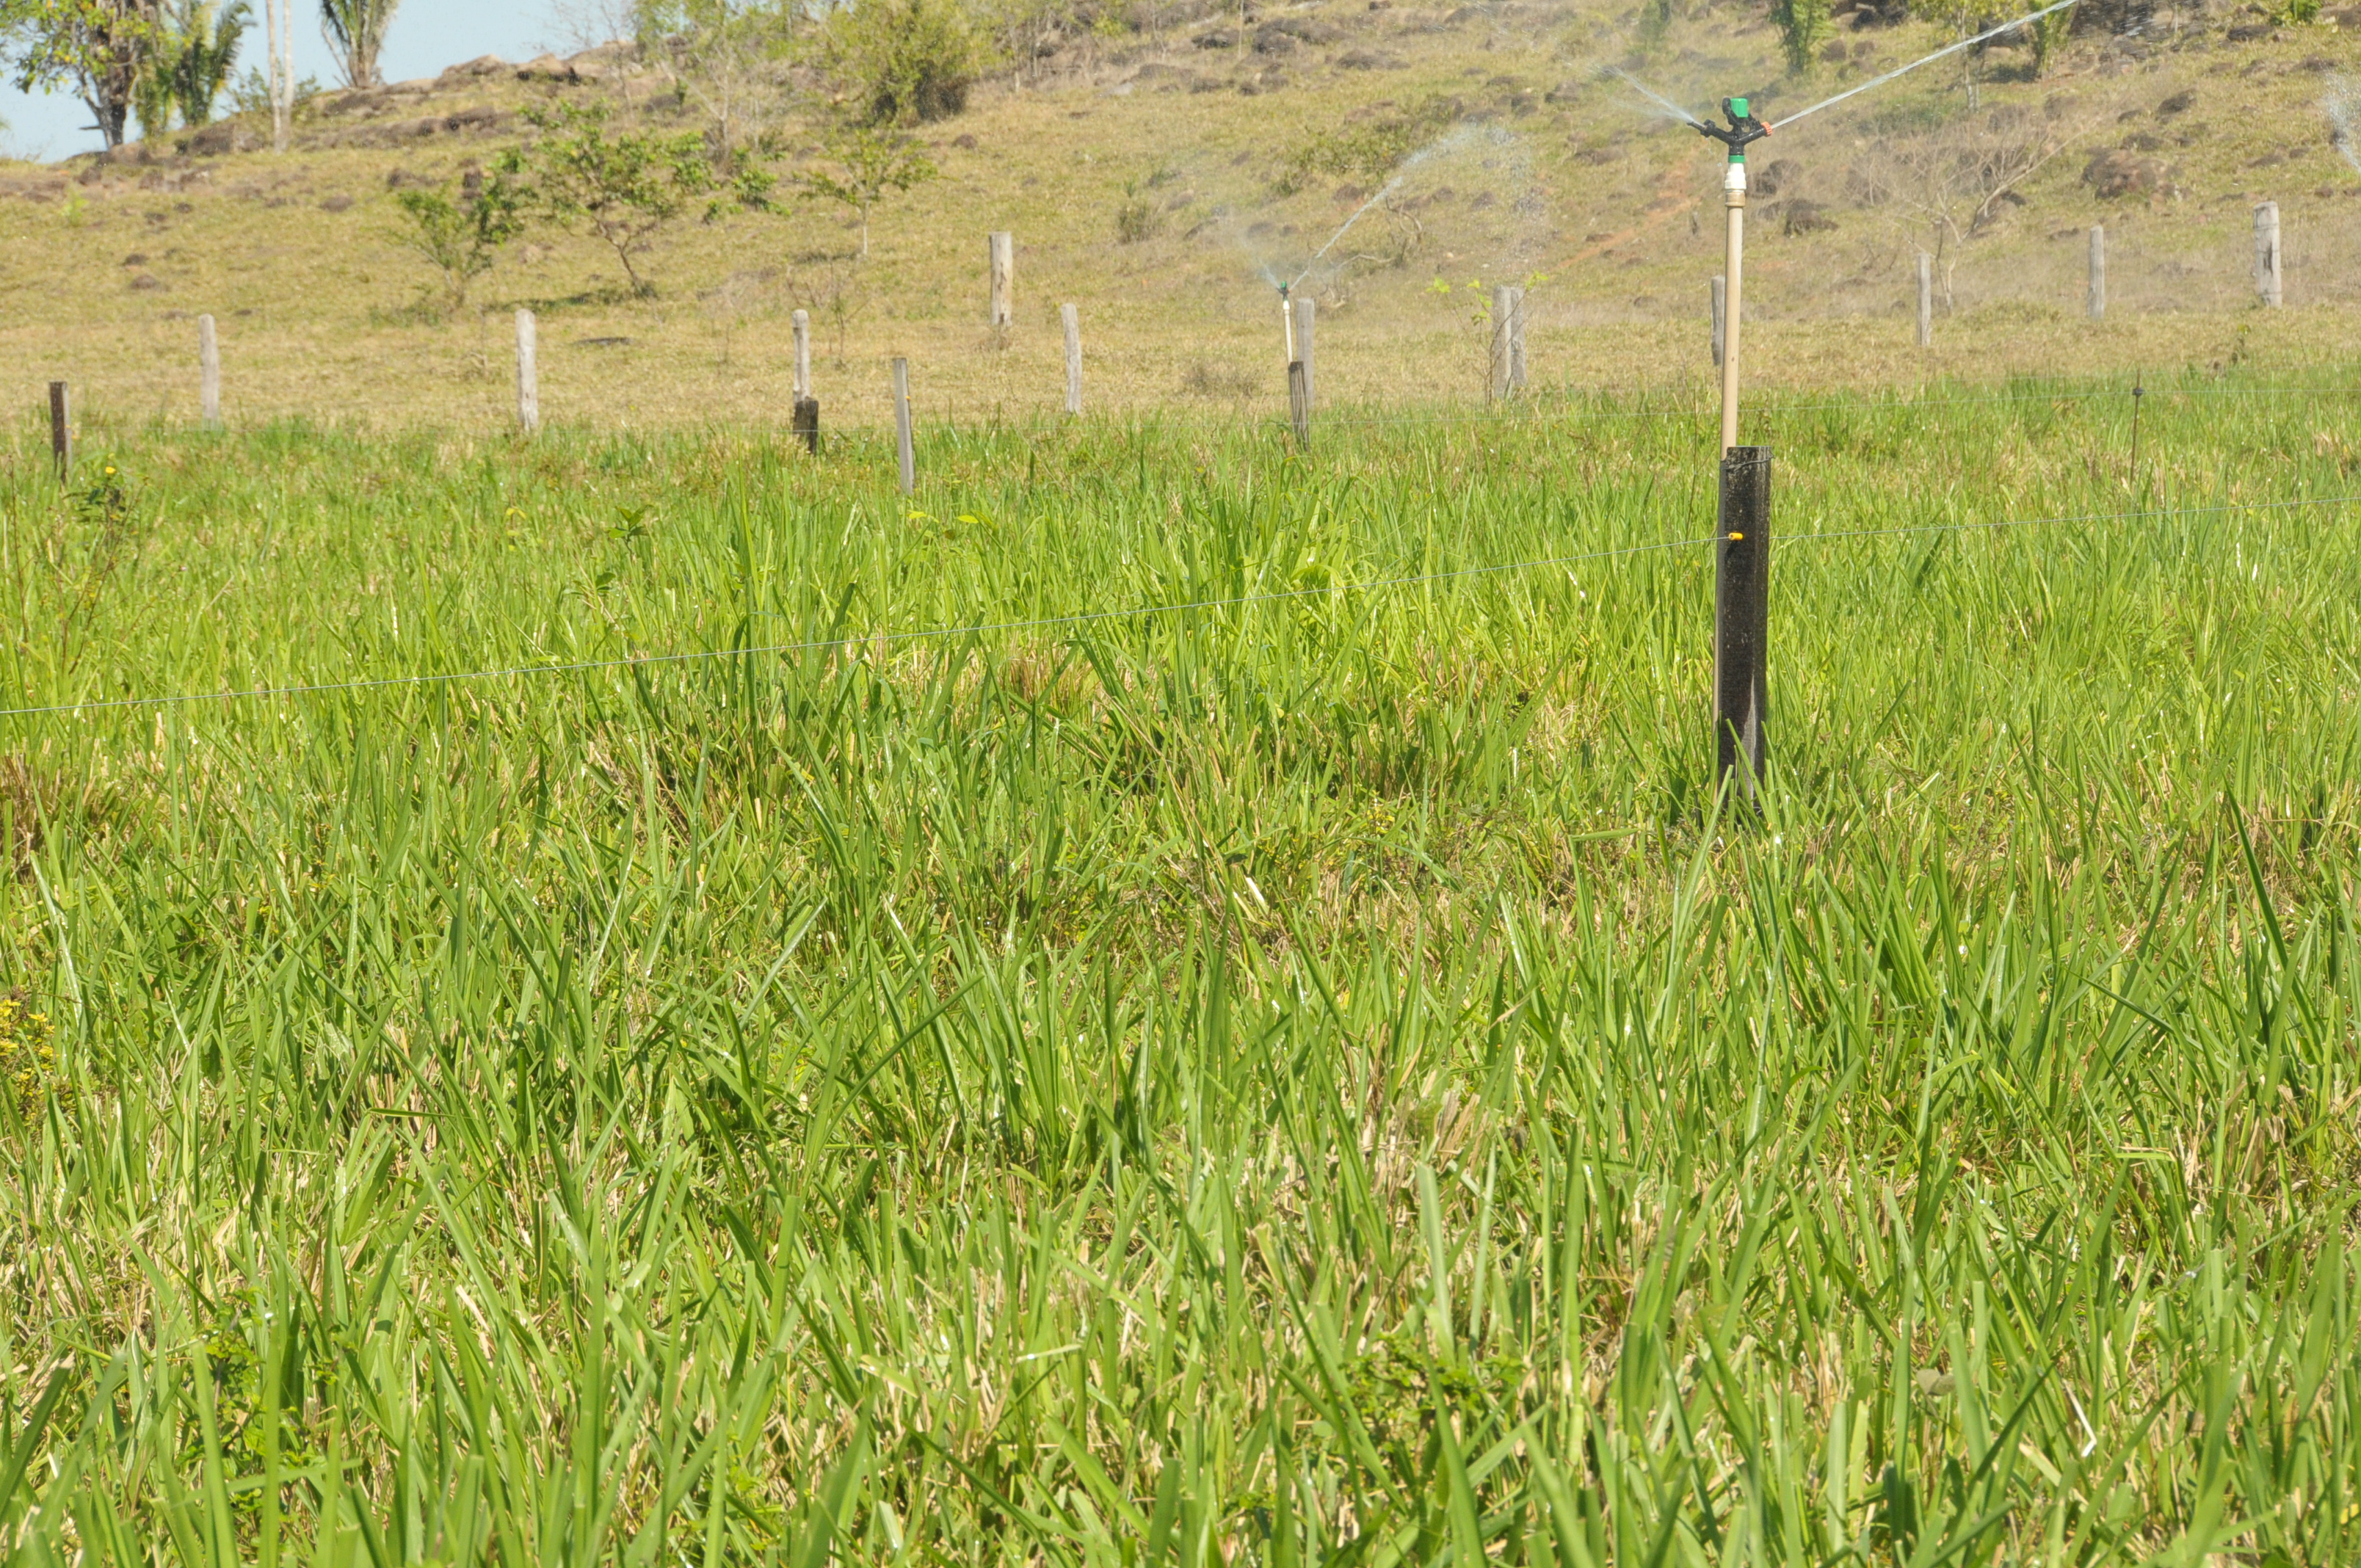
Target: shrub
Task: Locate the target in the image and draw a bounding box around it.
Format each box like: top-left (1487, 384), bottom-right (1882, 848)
top-left (822, 0), bottom-right (984, 125)
top-left (389, 168), bottom-right (526, 311)
top-left (1771, 0), bottom-right (1832, 75)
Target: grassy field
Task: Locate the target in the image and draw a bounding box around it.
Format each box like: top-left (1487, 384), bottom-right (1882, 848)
top-left (0, 367), bottom-right (2357, 1563)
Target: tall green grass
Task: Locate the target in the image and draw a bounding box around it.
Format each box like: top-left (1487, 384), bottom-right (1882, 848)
top-left (1, 372), bottom-right (2357, 1564)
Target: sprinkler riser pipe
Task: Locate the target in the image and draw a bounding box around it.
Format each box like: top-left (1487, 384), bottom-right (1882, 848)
top-left (1719, 161), bottom-right (1745, 454)
top-left (1282, 293), bottom-right (1297, 362)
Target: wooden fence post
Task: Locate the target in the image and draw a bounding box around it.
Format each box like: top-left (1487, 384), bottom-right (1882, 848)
top-left (1710, 276), bottom-right (1725, 369)
top-left (1915, 253), bottom-right (1932, 346)
top-left (893, 357), bottom-right (915, 495)
top-left (791, 308), bottom-right (819, 452)
top-left (988, 232), bottom-right (1014, 329)
top-left (48, 382), bottom-right (69, 481)
top-left (1715, 446), bottom-right (1771, 805)
top-left (199, 314), bottom-right (220, 428)
top-left (2088, 225), bottom-right (2105, 322)
top-left (1062, 303), bottom-right (1082, 415)
top-left (2254, 201), bottom-right (2281, 308)
top-left (515, 309), bottom-right (538, 432)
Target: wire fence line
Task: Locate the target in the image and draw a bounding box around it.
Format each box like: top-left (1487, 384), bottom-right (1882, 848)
top-left (750, 379), bottom-right (2361, 444)
top-left (15, 376), bottom-right (2348, 461)
top-left (3, 490), bottom-right (2351, 727)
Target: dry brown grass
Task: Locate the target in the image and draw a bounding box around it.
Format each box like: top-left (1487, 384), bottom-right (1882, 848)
top-left (4, 0), bottom-right (2359, 433)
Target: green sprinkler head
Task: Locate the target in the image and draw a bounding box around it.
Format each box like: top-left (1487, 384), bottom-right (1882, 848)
top-left (1697, 97), bottom-right (1771, 161)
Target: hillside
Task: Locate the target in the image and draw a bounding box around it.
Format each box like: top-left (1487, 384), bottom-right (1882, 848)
top-left (4, 0), bottom-right (2360, 431)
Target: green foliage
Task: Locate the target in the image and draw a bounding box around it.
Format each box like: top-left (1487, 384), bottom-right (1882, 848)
top-left (1113, 176), bottom-right (1161, 242)
top-left (505, 101), bottom-right (770, 297)
top-left (388, 169), bottom-right (526, 311)
top-left (5, 378), bottom-right (2361, 1564)
top-left (224, 59), bottom-right (316, 116)
top-left (820, 0), bottom-right (983, 125)
top-left (2025, 3), bottom-right (2072, 74)
top-left (0, 0), bottom-right (163, 146)
top-left (0, 991), bottom-right (57, 1118)
top-left (634, 0), bottom-right (801, 164)
top-left (318, 0), bottom-right (399, 88)
top-left (1771, 0), bottom-right (1832, 74)
top-left (2268, 0), bottom-right (2320, 22)
top-left (1273, 92), bottom-right (1459, 195)
top-left (167, 0), bottom-right (246, 126)
top-left (797, 120), bottom-right (935, 258)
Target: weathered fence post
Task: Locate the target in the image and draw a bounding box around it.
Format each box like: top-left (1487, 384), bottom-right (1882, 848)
top-left (791, 308), bottom-right (819, 453)
top-left (2087, 225), bottom-right (2106, 322)
top-left (892, 357), bottom-right (915, 495)
top-left (515, 308), bottom-right (538, 432)
top-left (48, 382), bottom-right (69, 481)
top-left (2254, 201), bottom-right (2282, 308)
top-left (1915, 253), bottom-right (1932, 347)
top-left (1710, 276), bottom-right (1725, 369)
top-left (199, 314), bottom-right (221, 428)
top-left (988, 231), bottom-right (1014, 330)
top-left (1715, 446), bottom-right (1771, 805)
top-left (1062, 303), bottom-right (1083, 415)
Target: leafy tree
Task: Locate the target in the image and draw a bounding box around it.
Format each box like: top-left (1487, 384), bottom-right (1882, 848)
top-left (319, 0), bottom-right (396, 87)
top-left (504, 101), bottom-right (771, 296)
top-left (391, 168), bottom-right (526, 310)
top-left (821, 0), bottom-right (982, 125)
top-left (0, 0), bottom-right (163, 148)
top-left (798, 120), bottom-right (935, 258)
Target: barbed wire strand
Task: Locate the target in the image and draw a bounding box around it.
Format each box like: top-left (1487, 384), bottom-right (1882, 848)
top-left (1, 491), bottom-right (2351, 725)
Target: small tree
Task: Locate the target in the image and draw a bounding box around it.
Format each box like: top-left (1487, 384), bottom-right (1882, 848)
top-left (505, 101), bottom-right (771, 296)
top-left (391, 169), bottom-right (525, 311)
top-left (319, 0), bottom-right (396, 87)
top-left (639, 0), bottom-right (799, 165)
top-left (798, 121), bottom-right (935, 258)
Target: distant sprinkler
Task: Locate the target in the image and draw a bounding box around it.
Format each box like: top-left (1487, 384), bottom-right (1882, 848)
top-left (1696, 97), bottom-right (1769, 454)
top-left (1280, 280), bottom-right (1297, 361)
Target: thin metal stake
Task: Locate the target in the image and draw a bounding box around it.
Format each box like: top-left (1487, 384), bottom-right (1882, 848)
top-left (48, 382), bottom-right (69, 481)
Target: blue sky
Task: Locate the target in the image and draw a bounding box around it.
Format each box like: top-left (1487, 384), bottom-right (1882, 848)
top-left (2, 0), bottom-right (559, 161)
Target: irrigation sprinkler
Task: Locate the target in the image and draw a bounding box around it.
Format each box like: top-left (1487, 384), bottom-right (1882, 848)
top-left (1281, 283), bottom-right (1311, 446)
top-left (1696, 98), bottom-right (1769, 454)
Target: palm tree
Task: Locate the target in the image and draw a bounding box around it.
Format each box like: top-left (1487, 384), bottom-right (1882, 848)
top-left (319, 0), bottom-right (397, 87)
top-left (173, 0), bottom-right (249, 126)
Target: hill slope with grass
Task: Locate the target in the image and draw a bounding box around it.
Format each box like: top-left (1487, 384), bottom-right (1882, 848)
top-left (4, 0), bottom-right (2360, 431)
